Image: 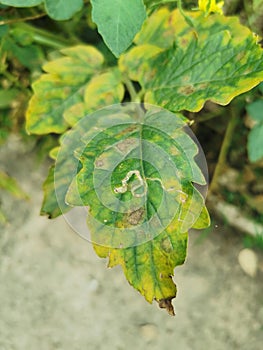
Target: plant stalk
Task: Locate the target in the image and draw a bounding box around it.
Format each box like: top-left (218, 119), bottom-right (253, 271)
top-left (0, 13), bottom-right (46, 26)
top-left (10, 23), bottom-right (73, 49)
top-left (123, 76), bottom-right (141, 103)
top-left (209, 105), bottom-right (239, 194)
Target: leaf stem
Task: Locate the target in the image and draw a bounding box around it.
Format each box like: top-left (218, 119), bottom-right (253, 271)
top-left (197, 110), bottom-right (223, 122)
top-left (0, 13), bottom-right (46, 26)
top-left (123, 76), bottom-right (139, 102)
top-left (209, 105), bottom-right (239, 194)
top-left (177, 0), bottom-right (195, 28)
top-left (10, 23), bottom-right (72, 49)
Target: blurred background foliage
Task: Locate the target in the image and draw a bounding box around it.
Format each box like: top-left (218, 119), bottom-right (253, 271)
top-left (0, 0), bottom-right (263, 245)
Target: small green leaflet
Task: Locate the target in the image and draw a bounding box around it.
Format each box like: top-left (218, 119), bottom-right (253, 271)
top-left (0, 0), bottom-right (42, 6)
top-left (91, 0), bottom-right (146, 57)
top-left (44, 0), bottom-right (83, 20)
top-left (0, 0), bottom-right (83, 20)
top-left (246, 99), bottom-right (263, 162)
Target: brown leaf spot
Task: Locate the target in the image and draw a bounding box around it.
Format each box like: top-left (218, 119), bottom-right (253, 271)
top-left (95, 159), bottom-right (104, 168)
top-left (178, 85), bottom-right (195, 95)
top-left (126, 208), bottom-right (145, 226)
top-left (116, 138), bottom-right (137, 153)
top-left (157, 297), bottom-right (175, 316)
top-left (161, 237), bottom-right (173, 253)
top-left (198, 83), bottom-right (209, 90)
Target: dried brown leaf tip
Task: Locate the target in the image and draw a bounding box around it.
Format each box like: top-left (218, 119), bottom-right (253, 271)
top-left (157, 297), bottom-right (175, 316)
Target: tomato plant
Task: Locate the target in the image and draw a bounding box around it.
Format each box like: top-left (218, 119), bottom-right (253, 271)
top-left (1, 0), bottom-right (263, 315)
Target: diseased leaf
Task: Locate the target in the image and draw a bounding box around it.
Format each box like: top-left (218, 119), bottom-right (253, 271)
top-left (58, 104), bottom-right (209, 314)
top-left (134, 7), bottom-right (175, 48)
top-left (119, 44), bottom-right (163, 81)
top-left (64, 68), bottom-right (125, 126)
top-left (26, 45), bottom-right (104, 135)
top-left (91, 0), bottom-right (146, 57)
top-left (144, 31), bottom-right (263, 112)
top-left (121, 9), bottom-right (263, 112)
top-left (99, 229), bottom-right (188, 316)
top-left (44, 0), bottom-right (83, 20)
top-left (84, 69), bottom-right (124, 111)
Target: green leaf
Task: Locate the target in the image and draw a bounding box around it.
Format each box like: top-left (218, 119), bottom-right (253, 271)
top-left (44, 0), bottom-right (83, 20)
top-left (248, 124), bottom-right (263, 162)
top-left (247, 99), bottom-right (263, 162)
top-left (0, 0), bottom-right (42, 6)
top-left (121, 9), bottom-right (263, 112)
top-left (59, 104), bottom-right (209, 314)
top-left (246, 100), bottom-right (263, 122)
top-left (26, 45), bottom-right (104, 135)
top-left (0, 0), bottom-right (83, 20)
top-left (3, 37), bottom-right (44, 69)
top-left (41, 114), bottom-right (93, 218)
top-left (91, 0), bottom-right (146, 57)
top-left (41, 165), bottom-right (70, 218)
top-left (41, 161), bottom-right (79, 219)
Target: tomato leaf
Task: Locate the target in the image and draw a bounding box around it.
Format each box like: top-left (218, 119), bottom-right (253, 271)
top-left (59, 104), bottom-right (210, 314)
top-left (91, 0), bottom-right (146, 57)
top-left (0, 0), bottom-right (42, 6)
top-left (121, 9), bottom-right (263, 112)
top-left (246, 99), bottom-right (263, 162)
top-left (0, 0), bottom-right (83, 20)
top-left (44, 0), bottom-right (83, 20)
top-left (26, 45), bottom-right (104, 134)
top-left (64, 68), bottom-right (125, 126)
top-left (248, 124), bottom-right (263, 162)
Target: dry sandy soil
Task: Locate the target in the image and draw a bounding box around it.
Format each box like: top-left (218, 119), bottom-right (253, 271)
top-left (1, 136), bottom-right (263, 350)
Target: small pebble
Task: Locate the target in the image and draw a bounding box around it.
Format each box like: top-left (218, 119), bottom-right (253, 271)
top-left (139, 323), bottom-right (158, 341)
top-left (87, 278), bottom-right (99, 292)
top-left (238, 248), bottom-right (258, 277)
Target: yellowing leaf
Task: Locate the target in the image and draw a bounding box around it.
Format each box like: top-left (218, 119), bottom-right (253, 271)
top-left (121, 9), bottom-right (263, 112)
top-left (119, 44), bottom-right (163, 81)
top-left (64, 68), bottom-right (125, 126)
top-left (84, 69), bottom-right (124, 112)
top-left (26, 45), bottom-right (104, 135)
top-left (58, 104), bottom-right (210, 314)
top-left (134, 7), bottom-right (175, 48)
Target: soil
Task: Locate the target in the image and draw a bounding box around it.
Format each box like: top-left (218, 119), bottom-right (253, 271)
top-left (1, 136), bottom-right (263, 350)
